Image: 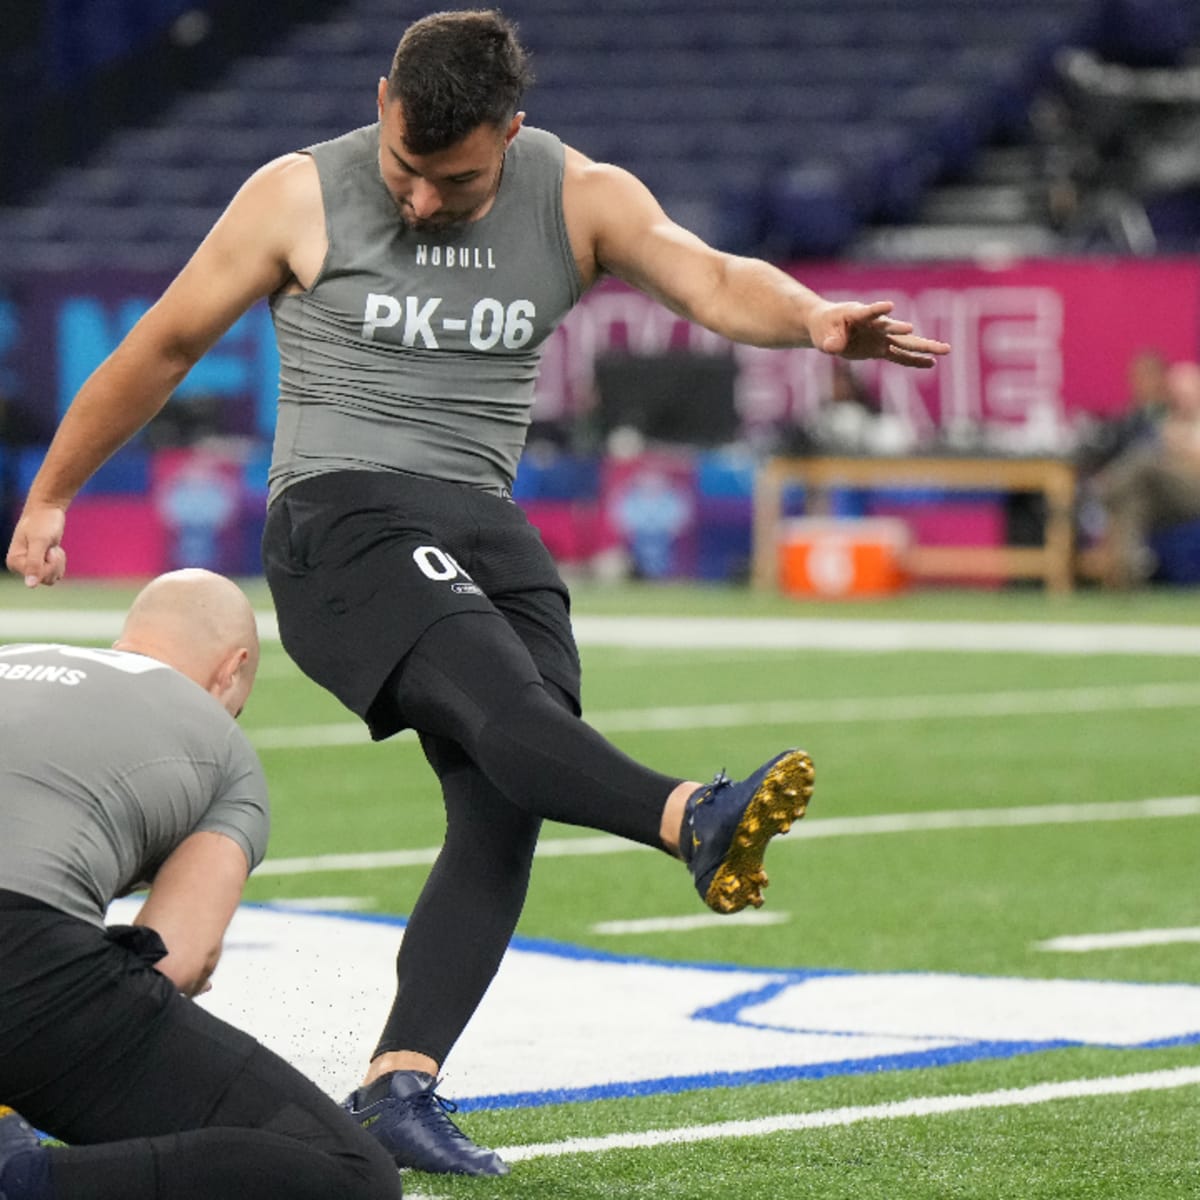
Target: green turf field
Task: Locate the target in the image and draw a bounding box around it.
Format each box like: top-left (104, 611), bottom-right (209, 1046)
top-left (4, 577), bottom-right (1200, 1198)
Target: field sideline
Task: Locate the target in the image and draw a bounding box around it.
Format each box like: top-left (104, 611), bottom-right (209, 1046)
top-left (4, 579), bottom-right (1200, 1197)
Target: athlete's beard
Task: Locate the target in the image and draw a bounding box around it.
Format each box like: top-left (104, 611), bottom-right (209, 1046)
top-left (391, 158), bottom-right (505, 237)
top-left (399, 207), bottom-right (476, 236)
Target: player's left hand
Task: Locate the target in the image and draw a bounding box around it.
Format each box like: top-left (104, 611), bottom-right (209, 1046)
top-left (811, 300), bottom-right (950, 369)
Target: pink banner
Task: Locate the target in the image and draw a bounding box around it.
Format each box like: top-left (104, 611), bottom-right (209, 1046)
top-left (533, 258), bottom-right (1200, 444)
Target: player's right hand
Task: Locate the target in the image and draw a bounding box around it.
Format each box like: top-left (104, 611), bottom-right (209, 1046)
top-left (6, 505), bottom-right (68, 587)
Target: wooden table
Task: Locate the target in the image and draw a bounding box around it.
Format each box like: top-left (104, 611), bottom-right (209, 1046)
top-left (751, 455), bottom-right (1079, 594)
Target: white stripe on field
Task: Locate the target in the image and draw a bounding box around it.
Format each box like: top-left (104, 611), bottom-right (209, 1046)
top-left (591, 911), bottom-right (790, 935)
top-left (570, 616), bottom-right (1200, 656)
top-left (5, 610), bottom-right (1200, 655)
top-left (253, 834), bottom-right (643, 876)
top-left (251, 724), bottom-right (388, 748)
top-left (495, 1066), bottom-right (1200, 1162)
top-left (1037, 927), bottom-right (1200, 952)
top-left (253, 795), bottom-right (1200, 877)
top-left (0, 610), bottom-right (283, 641)
top-left (578, 681), bottom-right (1200, 735)
top-left (246, 680), bottom-right (1200, 750)
top-left (799, 795), bottom-right (1200, 837)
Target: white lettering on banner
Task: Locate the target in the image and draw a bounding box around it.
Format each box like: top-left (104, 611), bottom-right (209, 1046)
top-left (531, 284), bottom-right (1067, 443)
top-left (977, 288), bottom-right (1064, 428)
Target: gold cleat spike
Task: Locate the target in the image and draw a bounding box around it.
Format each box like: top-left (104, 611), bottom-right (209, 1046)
top-left (703, 749), bottom-right (814, 914)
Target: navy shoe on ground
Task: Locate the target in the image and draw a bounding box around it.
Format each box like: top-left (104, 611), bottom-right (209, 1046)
top-left (342, 1071), bottom-right (509, 1176)
top-left (682, 748), bottom-right (814, 913)
top-left (0, 1107), bottom-right (49, 1200)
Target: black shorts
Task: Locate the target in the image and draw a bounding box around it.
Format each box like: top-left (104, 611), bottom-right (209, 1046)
top-left (263, 470), bottom-right (582, 740)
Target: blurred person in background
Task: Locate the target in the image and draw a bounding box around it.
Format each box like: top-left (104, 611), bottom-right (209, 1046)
top-left (6, 7), bottom-right (949, 1177)
top-left (0, 570), bottom-right (399, 1200)
top-left (1092, 359), bottom-right (1200, 587)
top-left (1075, 347), bottom-right (1173, 478)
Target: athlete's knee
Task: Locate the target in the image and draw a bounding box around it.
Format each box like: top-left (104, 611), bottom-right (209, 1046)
top-left (482, 676), bottom-right (568, 739)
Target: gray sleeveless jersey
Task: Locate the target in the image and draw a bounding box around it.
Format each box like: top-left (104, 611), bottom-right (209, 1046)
top-left (0, 644), bottom-right (269, 927)
top-left (268, 123), bottom-right (584, 503)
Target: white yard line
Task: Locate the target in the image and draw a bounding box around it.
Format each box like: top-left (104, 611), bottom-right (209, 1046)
top-left (572, 681), bottom-right (1200, 735)
top-left (590, 911), bottom-right (790, 935)
top-left (5, 610), bottom-right (1200, 655)
top-left (570, 617), bottom-right (1200, 656)
top-left (1037, 927), bottom-right (1200, 952)
top-left (799, 796), bottom-right (1200, 837)
top-left (254, 795), bottom-right (1200, 877)
top-left (246, 680), bottom-right (1200, 750)
top-left (251, 723), bottom-right (388, 748)
top-left (254, 834), bottom-right (645, 876)
top-left (495, 1066), bottom-right (1200, 1162)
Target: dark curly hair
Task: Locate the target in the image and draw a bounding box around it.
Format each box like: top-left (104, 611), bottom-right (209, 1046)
top-left (385, 9), bottom-right (534, 154)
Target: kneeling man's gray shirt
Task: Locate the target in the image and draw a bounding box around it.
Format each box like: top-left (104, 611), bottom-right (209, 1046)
top-left (0, 643), bottom-right (269, 926)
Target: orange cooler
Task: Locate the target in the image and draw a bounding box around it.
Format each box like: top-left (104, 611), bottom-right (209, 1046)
top-left (778, 517), bottom-right (911, 597)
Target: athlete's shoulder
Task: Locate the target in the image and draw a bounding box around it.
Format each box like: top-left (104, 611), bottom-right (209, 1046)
top-left (217, 151), bottom-right (323, 273)
top-left (561, 144), bottom-right (660, 228)
top-left (241, 151), bottom-right (321, 208)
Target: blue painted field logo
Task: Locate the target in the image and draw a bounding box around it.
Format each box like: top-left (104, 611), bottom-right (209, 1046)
top-left (108, 902), bottom-right (1200, 1109)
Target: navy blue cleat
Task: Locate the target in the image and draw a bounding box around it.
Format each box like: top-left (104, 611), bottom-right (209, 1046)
top-left (343, 1071), bottom-right (509, 1176)
top-left (681, 748), bottom-right (814, 913)
top-left (0, 1107), bottom-right (47, 1200)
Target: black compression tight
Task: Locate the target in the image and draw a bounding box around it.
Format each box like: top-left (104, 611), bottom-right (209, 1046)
top-left (374, 730), bottom-right (542, 1065)
top-left (389, 612), bottom-right (681, 846)
top-left (43, 1043), bottom-right (399, 1200)
top-left (373, 612), bottom-right (683, 1065)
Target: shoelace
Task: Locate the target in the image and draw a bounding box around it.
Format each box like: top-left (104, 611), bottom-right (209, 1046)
top-left (682, 769), bottom-right (730, 863)
top-left (695, 768), bottom-right (731, 804)
top-left (409, 1083), bottom-right (471, 1141)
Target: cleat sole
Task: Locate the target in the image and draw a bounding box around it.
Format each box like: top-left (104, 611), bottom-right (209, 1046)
top-left (703, 749), bottom-right (814, 914)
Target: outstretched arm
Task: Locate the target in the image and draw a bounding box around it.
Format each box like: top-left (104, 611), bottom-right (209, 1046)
top-left (6, 154), bottom-right (317, 586)
top-left (566, 152), bottom-right (949, 365)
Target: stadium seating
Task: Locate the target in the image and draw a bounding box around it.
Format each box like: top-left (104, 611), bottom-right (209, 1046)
top-left (0, 0), bottom-right (1138, 275)
top-left (0, 1), bottom-right (1189, 269)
